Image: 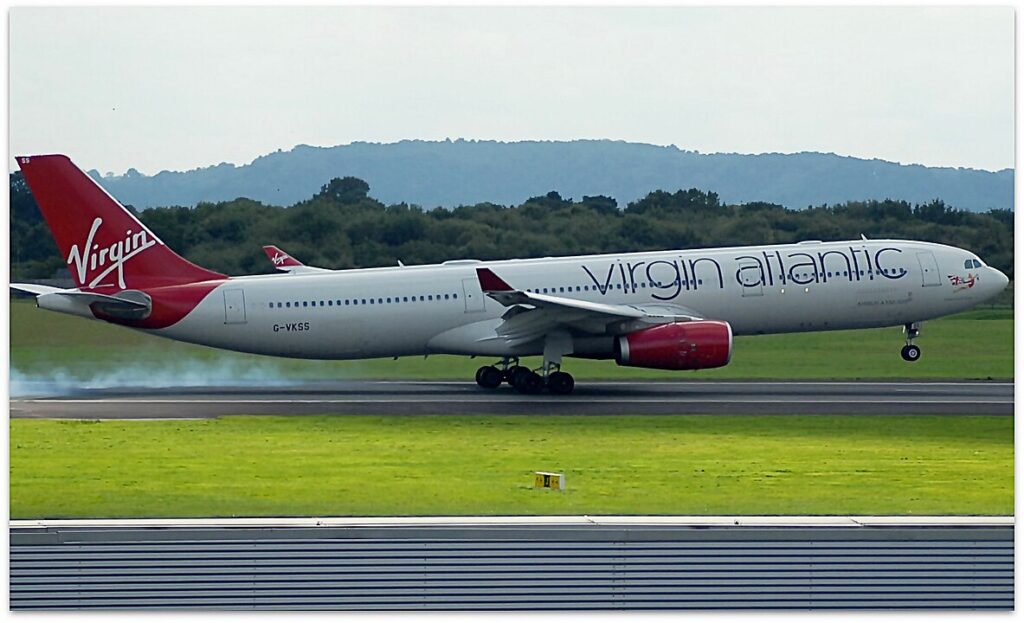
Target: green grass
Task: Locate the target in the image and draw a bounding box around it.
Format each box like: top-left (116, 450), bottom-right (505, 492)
top-left (9, 298), bottom-right (1014, 380)
top-left (9, 415), bottom-right (1012, 518)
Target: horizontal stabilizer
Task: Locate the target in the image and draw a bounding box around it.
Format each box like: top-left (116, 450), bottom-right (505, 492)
top-left (52, 290), bottom-right (150, 310)
top-left (10, 283), bottom-right (63, 296)
top-left (32, 289), bottom-right (153, 321)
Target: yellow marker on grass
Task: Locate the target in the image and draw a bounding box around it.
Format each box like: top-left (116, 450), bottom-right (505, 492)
top-left (534, 471), bottom-right (565, 490)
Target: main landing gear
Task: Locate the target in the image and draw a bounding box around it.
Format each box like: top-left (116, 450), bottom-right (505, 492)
top-left (901, 322), bottom-right (922, 362)
top-left (475, 357), bottom-right (576, 395)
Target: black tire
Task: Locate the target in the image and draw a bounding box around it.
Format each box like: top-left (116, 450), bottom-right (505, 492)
top-left (901, 344), bottom-right (921, 362)
top-left (503, 364), bottom-right (528, 385)
top-left (515, 371), bottom-right (544, 394)
top-left (476, 365), bottom-right (503, 388)
top-left (547, 371), bottom-right (575, 395)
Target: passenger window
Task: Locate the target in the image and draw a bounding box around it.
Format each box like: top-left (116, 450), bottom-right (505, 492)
top-left (286, 302), bottom-right (291, 308)
top-left (453, 293), bottom-right (458, 299)
top-left (361, 299), bottom-right (367, 305)
top-left (302, 301), bottom-right (308, 307)
top-left (444, 294), bottom-right (450, 300)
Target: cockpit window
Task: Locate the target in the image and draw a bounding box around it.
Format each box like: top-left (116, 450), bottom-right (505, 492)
top-left (973, 259), bottom-right (983, 268)
top-left (964, 260), bottom-right (973, 269)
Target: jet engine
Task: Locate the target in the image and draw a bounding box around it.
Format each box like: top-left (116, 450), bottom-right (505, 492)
top-left (614, 321), bottom-right (733, 371)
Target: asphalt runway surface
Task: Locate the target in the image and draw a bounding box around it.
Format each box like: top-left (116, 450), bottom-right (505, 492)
top-left (9, 380), bottom-right (1013, 419)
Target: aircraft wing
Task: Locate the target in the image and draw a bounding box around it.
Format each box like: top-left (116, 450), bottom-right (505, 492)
top-left (475, 267), bottom-right (704, 346)
top-left (262, 245), bottom-right (329, 274)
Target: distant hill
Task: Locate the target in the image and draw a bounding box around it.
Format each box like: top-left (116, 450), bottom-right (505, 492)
top-left (88, 140), bottom-right (1014, 211)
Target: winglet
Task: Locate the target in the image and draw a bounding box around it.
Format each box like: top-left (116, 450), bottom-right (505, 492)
top-left (476, 267), bottom-right (514, 292)
top-left (262, 245), bottom-right (304, 269)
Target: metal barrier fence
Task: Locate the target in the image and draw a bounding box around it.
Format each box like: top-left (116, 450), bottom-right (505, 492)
top-left (10, 516), bottom-right (1013, 610)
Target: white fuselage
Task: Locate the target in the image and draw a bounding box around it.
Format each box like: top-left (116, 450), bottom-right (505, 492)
top-left (140, 239), bottom-right (1006, 361)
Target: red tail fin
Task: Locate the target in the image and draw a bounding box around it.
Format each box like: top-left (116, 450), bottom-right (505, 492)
top-left (262, 244), bottom-right (304, 269)
top-left (16, 155), bottom-right (225, 290)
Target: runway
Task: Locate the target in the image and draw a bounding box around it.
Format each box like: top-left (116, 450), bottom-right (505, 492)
top-left (9, 380), bottom-right (1013, 418)
top-left (13, 516), bottom-right (1013, 610)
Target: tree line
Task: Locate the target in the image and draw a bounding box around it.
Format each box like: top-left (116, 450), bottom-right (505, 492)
top-left (10, 172), bottom-right (1014, 281)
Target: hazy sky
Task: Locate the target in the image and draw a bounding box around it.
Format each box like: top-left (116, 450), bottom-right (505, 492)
top-left (8, 6), bottom-right (1014, 175)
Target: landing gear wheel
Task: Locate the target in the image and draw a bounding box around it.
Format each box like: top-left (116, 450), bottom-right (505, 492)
top-left (475, 365), bottom-right (503, 389)
top-left (507, 366), bottom-right (530, 387)
top-left (515, 370), bottom-right (544, 394)
top-left (901, 344), bottom-right (921, 362)
top-left (547, 371), bottom-right (575, 395)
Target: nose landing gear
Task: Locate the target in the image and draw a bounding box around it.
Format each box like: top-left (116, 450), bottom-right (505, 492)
top-left (901, 322), bottom-right (922, 362)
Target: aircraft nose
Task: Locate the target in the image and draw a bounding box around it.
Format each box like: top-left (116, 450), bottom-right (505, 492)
top-left (991, 267), bottom-right (1009, 290)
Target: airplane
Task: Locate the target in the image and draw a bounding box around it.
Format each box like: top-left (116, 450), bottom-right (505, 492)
top-left (11, 154), bottom-right (1010, 395)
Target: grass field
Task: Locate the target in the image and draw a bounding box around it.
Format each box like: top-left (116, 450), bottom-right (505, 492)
top-left (9, 414), bottom-right (1012, 518)
top-left (9, 298), bottom-right (1014, 382)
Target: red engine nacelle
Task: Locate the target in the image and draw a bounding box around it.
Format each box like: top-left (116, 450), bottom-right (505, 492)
top-left (614, 321), bottom-right (733, 371)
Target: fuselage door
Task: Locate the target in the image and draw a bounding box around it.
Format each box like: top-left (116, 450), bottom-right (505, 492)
top-left (461, 277), bottom-right (486, 313)
top-left (916, 252), bottom-right (942, 287)
top-left (223, 289), bottom-right (247, 324)
top-left (738, 261), bottom-right (764, 297)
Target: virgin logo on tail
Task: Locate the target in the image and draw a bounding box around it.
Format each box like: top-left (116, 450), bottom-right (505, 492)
top-left (67, 217), bottom-right (159, 289)
top-left (271, 253), bottom-right (288, 266)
